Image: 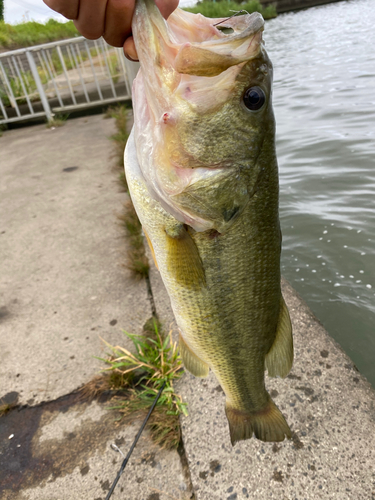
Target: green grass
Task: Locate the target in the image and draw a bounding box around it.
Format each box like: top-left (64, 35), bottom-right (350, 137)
top-left (0, 68), bottom-right (41, 107)
top-left (0, 401), bottom-right (17, 417)
top-left (79, 319), bottom-right (187, 449)
top-left (118, 200), bottom-right (150, 278)
top-left (105, 105), bottom-right (150, 278)
top-left (0, 18), bottom-right (79, 50)
top-left (105, 105), bottom-right (130, 191)
top-left (46, 114), bottom-right (69, 128)
top-left (100, 319), bottom-right (187, 449)
top-left (184, 0), bottom-right (277, 19)
top-left (108, 52), bottom-right (121, 83)
top-left (0, 2), bottom-right (276, 52)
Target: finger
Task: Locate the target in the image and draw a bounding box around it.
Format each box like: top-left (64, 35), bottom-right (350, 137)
top-left (123, 36), bottom-right (138, 61)
top-left (74, 0), bottom-right (107, 39)
top-left (103, 0), bottom-right (133, 48)
top-left (43, 0), bottom-right (80, 19)
top-left (123, 0), bottom-right (179, 61)
top-left (155, 0), bottom-right (179, 19)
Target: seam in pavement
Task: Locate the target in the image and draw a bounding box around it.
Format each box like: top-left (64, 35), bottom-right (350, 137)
top-left (144, 259), bottom-right (197, 499)
top-left (145, 274), bottom-right (157, 318)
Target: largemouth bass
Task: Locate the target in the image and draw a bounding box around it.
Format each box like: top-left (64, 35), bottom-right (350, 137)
top-left (125, 0), bottom-right (294, 444)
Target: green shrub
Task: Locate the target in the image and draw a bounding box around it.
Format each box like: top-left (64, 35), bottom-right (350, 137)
top-left (0, 19), bottom-right (79, 50)
top-left (183, 0), bottom-right (277, 20)
top-left (102, 320), bottom-right (187, 449)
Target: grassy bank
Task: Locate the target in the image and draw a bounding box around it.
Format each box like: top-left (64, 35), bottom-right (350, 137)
top-left (1, 1), bottom-right (276, 51)
top-left (184, 0), bottom-right (277, 19)
top-left (0, 19), bottom-right (79, 50)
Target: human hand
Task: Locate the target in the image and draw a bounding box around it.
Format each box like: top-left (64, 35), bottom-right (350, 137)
top-left (43, 0), bottom-right (179, 60)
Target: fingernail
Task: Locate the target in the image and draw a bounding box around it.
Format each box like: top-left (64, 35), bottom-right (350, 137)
top-left (124, 52), bottom-right (139, 62)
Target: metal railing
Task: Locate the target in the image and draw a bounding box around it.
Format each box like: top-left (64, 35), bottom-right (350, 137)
top-left (0, 37), bottom-right (140, 125)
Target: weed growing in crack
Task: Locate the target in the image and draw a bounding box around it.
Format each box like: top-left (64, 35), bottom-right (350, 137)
top-left (99, 319), bottom-right (187, 449)
top-left (0, 402), bottom-right (17, 417)
top-left (117, 200), bottom-right (149, 278)
top-left (78, 372), bottom-right (129, 402)
top-left (46, 114), bottom-right (69, 129)
top-left (105, 105), bottom-right (130, 191)
top-left (106, 105), bottom-right (149, 278)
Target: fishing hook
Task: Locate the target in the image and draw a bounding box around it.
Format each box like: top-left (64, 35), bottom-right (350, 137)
top-left (213, 10), bottom-right (250, 27)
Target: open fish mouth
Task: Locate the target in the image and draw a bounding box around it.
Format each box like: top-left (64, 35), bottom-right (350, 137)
top-left (132, 0), bottom-right (264, 95)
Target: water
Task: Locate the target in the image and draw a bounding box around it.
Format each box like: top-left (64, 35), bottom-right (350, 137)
top-left (264, 0), bottom-right (375, 386)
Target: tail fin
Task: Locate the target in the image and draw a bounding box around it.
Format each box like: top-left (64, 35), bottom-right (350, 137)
top-left (225, 398), bottom-right (291, 445)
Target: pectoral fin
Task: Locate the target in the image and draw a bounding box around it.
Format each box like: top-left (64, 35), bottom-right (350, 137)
top-left (265, 295), bottom-right (293, 378)
top-left (165, 223), bottom-right (206, 288)
top-left (179, 333), bottom-right (209, 378)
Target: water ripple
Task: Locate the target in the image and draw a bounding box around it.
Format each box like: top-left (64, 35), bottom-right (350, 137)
top-left (266, 0), bottom-right (375, 385)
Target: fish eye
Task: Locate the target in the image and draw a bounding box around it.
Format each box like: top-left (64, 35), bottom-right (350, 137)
top-left (243, 86), bottom-right (266, 111)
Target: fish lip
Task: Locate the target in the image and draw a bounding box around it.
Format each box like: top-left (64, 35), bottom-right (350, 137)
top-left (133, 0), bottom-right (265, 76)
top-left (176, 13), bottom-right (265, 47)
top-left (206, 13), bottom-right (265, 46)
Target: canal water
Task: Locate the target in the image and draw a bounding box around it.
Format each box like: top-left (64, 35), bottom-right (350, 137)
top-left (265, 0), bottom-right (375, 386)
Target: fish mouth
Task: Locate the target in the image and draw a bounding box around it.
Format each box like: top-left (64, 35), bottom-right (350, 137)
top-left (132, 0), bottom-right (264, 85)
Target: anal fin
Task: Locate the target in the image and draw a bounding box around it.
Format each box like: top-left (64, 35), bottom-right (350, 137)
top-left (265, 295), bottom-right (293, 378)
top-left (225, 398), bottom-right (292, 445)
top-left (179, 333), bottom-right (209, 378)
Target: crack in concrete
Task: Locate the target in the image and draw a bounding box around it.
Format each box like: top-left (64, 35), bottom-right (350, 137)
top-left (144, 254), bottom-right (196, 500)
top-left (145, 273), bottom-right (157, 318)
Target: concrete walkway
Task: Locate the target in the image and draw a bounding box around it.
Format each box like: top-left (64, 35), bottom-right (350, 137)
top-left (0, 116), bottom-right (192, 500)
top-left (0, 115), bottom-right (151, 405)
top-left (1, 115), bottom-right (375, 500)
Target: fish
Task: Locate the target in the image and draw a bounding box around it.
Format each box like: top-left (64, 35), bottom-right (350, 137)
top-left (125, 0), bottom-right (294, 444)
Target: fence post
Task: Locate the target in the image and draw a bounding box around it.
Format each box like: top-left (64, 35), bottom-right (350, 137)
top-left (25, 50), bottom-right (53, 122)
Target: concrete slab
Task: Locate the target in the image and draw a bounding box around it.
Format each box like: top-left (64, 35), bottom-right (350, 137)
top-left (176, 278), bottom-right (375, 499)
top-left (0, 395), bottom-right (192, 500)
top-left (0, 115), bottom-right (151, 405)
